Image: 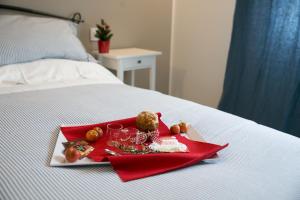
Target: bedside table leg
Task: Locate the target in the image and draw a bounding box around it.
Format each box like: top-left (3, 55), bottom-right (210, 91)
top-left (117, 69), bottom-right (124, 82)
top-left (150, 65), bottom-right (156, 90)
top-left (131, 70), bottom-right (135, 86)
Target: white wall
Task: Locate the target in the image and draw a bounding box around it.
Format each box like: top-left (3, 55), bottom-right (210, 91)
top-left (0, 0), bottom-right (236, 105)
top-left (170, 0), bottom-right (236, 107)
top-left (0, 0), bottom-right (173, 94)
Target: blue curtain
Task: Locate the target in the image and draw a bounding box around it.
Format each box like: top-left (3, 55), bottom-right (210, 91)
top-left (219, 0), bottom-right (300, 137)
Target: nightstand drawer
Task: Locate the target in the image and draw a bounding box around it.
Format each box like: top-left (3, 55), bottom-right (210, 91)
top-left (121, 56), bottom-right (154, 70)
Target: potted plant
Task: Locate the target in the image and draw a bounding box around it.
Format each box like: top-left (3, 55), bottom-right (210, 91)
top-left (95, 19), bottom-right (113, 53)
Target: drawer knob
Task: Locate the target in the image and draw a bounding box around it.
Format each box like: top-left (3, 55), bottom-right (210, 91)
top-left (137, 60), bottom-right (142, 64)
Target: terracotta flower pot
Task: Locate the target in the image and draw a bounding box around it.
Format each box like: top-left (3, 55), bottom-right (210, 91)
top-left (98, 40), bottom-right (110, 53)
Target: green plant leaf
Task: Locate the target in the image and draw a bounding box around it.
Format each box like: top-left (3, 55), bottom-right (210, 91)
top-left (96, 19), bottom-right (113, 41)
top-left (101, 19), bottom-right (105, 26)
top-left (107, 33), bottom-right (113, 40)
top-left (100, 35), bottom-right (107, 41)
top-left (96, 24), bottom-right (102, 30)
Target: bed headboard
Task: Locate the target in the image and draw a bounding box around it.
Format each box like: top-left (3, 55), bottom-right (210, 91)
top-left (0, 4), bottom-right (84, 24)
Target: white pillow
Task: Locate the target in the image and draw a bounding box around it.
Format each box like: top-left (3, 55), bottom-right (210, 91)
top-left (0, 59), bottom-right (122, 85)
top-left (0, 64), bottom-right (24, 85)
top-left (0, 14), bottom-right (88, 66)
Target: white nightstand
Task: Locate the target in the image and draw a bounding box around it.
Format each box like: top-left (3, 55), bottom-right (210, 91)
top-left (93, 48), bottom-right (162, 90)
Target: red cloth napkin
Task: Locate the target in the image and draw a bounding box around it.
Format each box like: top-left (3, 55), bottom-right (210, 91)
top-left (109, 136), bottom-right (228, 181)
top-left (61, 113), bottom-right (229, 182)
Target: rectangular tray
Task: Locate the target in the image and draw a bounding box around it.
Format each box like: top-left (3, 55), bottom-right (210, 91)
top-left (50, 125), bottom-right (205, 167)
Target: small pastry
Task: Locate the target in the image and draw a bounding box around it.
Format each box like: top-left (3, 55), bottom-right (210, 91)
top-left (179, 122), bottom-right (188, 133)
top-left (63, 140), bottom-right (94, 159)
top-left (170, 124), bottom-right (180, 134)
top-left (65, 147), bottom-right (81, 163)
top-left (136, 111), bottom-right (159, 132)
top-left (86, 127), bottom-right (103, 142)
top-left (93, 127), bottom-right (104, 137)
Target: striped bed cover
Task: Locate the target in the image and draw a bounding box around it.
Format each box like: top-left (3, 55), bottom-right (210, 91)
top-left (0, 84), bottom-right (299, 200)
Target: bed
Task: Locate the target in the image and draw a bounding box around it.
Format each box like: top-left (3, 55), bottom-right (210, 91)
top-left (0, 7), bottom-right (299, 200)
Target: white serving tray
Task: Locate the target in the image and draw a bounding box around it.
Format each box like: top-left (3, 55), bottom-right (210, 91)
top-left (50, 128), bottom-right (110, 167)
top-left (50, 125), bottom-right (205, 167)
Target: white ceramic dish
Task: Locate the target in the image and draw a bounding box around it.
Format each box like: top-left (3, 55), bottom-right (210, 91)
top-left (50, 129), bottom-right (110, 167)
